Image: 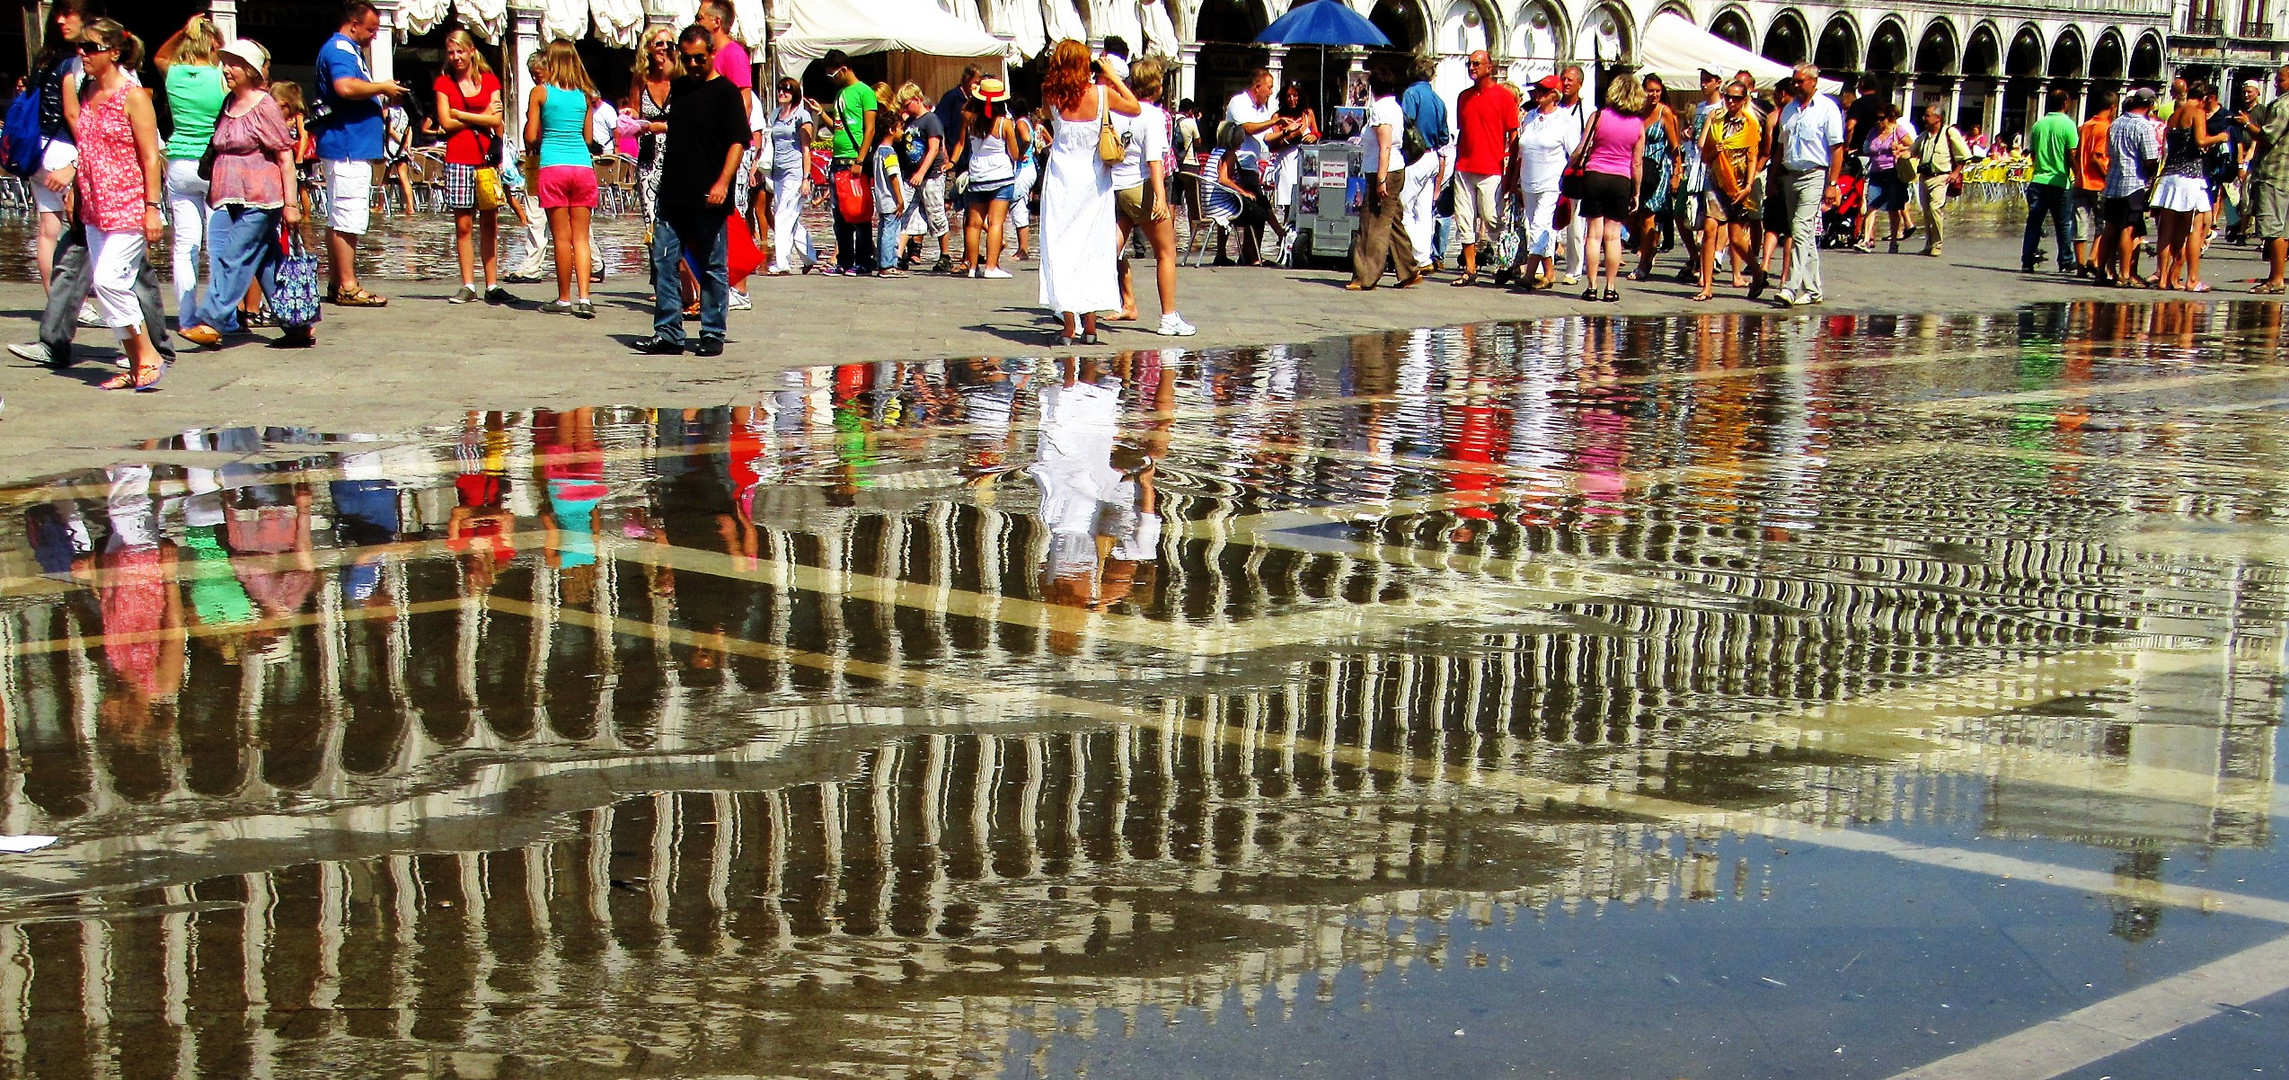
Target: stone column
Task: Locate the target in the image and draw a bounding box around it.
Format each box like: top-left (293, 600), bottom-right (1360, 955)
top-left (369, 0), bottom-right (400, 84)
top-left (208, 0), bottom-right (240, 40)
top-left (644, 0), bottom-right (679, 32)
top-left (1267, 42), bottom-right (1288, 83)
top-left (1177, 41), bottom-right (1202, 103)
top-left (1946, 78), bottom-right (1962, 130)
top-left (507, 4), bottom-right (545, 158)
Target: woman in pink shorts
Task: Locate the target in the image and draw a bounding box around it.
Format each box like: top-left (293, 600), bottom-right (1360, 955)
top-left (523, 40), bottom-right (600, 317)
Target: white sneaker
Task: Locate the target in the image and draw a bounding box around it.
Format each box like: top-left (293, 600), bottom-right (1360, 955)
top-left (1775, 288), bottom-right (1797, 306)
top-left (728, 290), bottom-right (753, 311)
top-left (76, 303), bottom-right (102, 328)
top-left (1157, 313), bottom-right (1196, 337)
top-left (980, 267), bottom-right (1013, 279)
top-left (1789, 291), bottom-right (1816, 307)
top-left (7, 342), bottom-right (49, 364)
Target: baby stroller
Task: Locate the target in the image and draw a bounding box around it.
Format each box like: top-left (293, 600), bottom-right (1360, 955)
top-left (1819, 172), bottom-right (1864, 250)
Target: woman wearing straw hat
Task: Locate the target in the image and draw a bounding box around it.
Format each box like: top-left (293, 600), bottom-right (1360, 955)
top-left (953, 75), bottom-right (1020, 277)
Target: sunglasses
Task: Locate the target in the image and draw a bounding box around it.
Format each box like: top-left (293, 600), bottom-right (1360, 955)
top-left (75, 39), bottom-right (111, 54)
top-left (679, 51), bottom-right (711, 66)
top-left (1725, 94), bottom-right (1747, 101)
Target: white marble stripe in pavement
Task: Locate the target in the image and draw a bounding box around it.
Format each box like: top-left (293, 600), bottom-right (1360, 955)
top-left (1884, 931), bottom-right (2289, 1080)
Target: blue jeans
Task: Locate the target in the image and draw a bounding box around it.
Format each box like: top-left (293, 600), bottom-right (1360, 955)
top-left (877, 212), bottom-right (903, 269)
top-left (190, 205), bottom-right (282, 332)
top-left (651, 212), bottom-right (729, 343)
top-left (2023, 182), bottom-right (2072, 270)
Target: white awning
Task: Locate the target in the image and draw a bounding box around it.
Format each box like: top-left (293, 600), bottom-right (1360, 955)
top-left (1139, 0), bottom-right (1179, 57)
top-left (1043, 0), bottom-right (1087, 47)
top-left (590, 0), bottom-right (644, 47)
top-left (455, 0), bottom-right (508, 41)
top-left (398, 0), bottom-right (452, 39)
top-left (1092, 0), bottom-right (1142, 54)
top-left (1638, 12), bottom-right (1839, 95)
top-left (542, 0), bottom-right (588, 41)
top-left (779, 0), bottom-right (1018, 70)
top-left (1000, 0), bottom-right (1046, 60)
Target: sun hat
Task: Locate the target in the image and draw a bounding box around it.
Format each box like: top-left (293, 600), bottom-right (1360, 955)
top-left (973, 77), bottom-right (1010, 103)
top-left (218, 38), bottom-right (269, 72)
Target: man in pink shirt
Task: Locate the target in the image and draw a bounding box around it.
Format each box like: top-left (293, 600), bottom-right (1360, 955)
top-left (1449, 50), bottom-right (1518, 286)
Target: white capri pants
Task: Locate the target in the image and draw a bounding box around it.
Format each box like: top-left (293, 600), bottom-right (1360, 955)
top-left (32, 140), bottom-right (77, 215)
top-left (164, 157), bottom-right (211, 314)
top-left (1520, 187), bottom-right (1561, 258)
top-left (85, 226), bottom-right (148, 338)
top-left (1402, 150), bottom-right (1442, 269)
top-left (769, 162), bottom-right (813, 272)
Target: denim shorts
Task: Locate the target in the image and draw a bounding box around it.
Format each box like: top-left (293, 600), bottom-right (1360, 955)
top-left (965, 182), bottom-right (1015, 206)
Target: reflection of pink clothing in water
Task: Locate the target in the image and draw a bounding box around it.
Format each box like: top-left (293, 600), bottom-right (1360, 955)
top-left (100, 546), bottom-right (168, 697)
top-left (1572, 407), bottom-right (1630, 512)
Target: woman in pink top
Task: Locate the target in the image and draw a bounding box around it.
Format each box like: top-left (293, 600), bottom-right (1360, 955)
top-left (1574, 76), bottom-right (1648, 302)
top-left (177, 38), bottom-right (303, 351)
top-left (72, 19), bottom-right (169, 391)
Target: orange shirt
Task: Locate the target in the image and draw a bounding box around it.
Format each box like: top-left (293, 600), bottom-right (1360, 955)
top-left (2075, 117), bottom-right (2111, 190)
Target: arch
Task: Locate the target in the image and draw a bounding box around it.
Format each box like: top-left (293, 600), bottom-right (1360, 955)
top-left (1507, 0), bottom-right (1566, 80)
top-left (1865, 15), bottom-right (1909, 74)
top-left (2090, 29), bottom-right (2127, 80)
top-left (2048, 26), bottom-right (2085, 79)
top-left (1573, 1), bottom-right (1632, 65)
top-left (1370, 0), bottom-right (1432, 54)
top-left (1191, 0), bottom-right (1268, 42)
top-left (2128, 31), bottom-right (2164, 81)
top-left (1813, 12), bottom-right (1860, 74)
top-left (1760, 7), bottom-right (1809, 66)
top-left (1708, 5), bottom-right (1752, 50)
top-left (2005, 23), bottom-right (2044, 78)
top-left (1434, 0), bottom-right (1499, 55)
top-left (1962, 21), bottom-right (2002, 77)
top-left (1913, 17), bottom-right (1957, 75)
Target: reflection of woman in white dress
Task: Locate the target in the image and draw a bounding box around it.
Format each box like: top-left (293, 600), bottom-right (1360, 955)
top-left (1036, 38), bottom-right (1139, 346)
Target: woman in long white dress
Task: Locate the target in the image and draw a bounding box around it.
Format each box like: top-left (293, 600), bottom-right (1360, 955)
top-left (1036, 38), bottom-right (1140, 346)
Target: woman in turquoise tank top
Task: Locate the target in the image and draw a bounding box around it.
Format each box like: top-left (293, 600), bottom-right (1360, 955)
top-left (523, 40), bottom-right (600, 317)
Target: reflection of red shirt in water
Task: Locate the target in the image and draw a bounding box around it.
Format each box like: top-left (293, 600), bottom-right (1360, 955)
top-left (450, 472), bottom-right (516, 559)
top-left (99, 546), bottom-right (168, 697)
top-left (1443, 398), bottom-right (1512, 519)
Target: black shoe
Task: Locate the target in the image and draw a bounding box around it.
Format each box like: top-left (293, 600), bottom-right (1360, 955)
top-left (631, 335), bottom-right (685, 355)
top-left (691, 336), bottom-right (724, 357)
top-left (1601, 288), bottom-right (1620, 303)
top-left (485, 286), bottom-right (514, 305)
top-left (2020, 263), bottom-right (2039, 274)
top-left (1491, 266), bottom-right (1513, 287)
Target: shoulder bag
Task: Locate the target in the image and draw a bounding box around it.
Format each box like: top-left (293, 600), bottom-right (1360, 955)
top-left (1560, 108), bottom-right (1601, 200)
top-left (273, 222), bottom-right (323, 330)
top-left (1096, 87), bottom-right (1124, 166)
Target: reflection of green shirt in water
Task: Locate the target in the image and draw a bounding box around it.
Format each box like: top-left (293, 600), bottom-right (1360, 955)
top-left (180, 526), bottom-right (255, 626)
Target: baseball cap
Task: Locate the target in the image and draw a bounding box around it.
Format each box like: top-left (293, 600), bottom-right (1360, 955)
top-left (1534, 74), bottom-right (1562, 92)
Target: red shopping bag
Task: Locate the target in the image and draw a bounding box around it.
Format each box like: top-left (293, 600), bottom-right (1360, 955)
top-left (834, 168), bottom-right (873, 224)
top-left (726, 217), bottom-right (763, 279)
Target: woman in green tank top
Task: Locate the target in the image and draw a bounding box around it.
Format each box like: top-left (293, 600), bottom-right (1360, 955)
top-left (154, 13), bottom-right (227, 315)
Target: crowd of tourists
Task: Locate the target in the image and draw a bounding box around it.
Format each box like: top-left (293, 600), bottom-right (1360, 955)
top-left (11, 0), bottom-right (2289, 396)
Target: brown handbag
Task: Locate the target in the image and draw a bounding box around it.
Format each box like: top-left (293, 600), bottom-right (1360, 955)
top-left (1096, 88), bottom-right (1124, 165)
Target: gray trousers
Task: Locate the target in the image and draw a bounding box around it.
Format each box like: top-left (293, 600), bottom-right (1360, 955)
top-left (40, 216), bottom-right (174, 368)
top-left (1776, 165), bottom-right (1826, 299)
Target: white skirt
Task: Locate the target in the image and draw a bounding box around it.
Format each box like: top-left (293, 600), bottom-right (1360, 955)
top-left (2152, 174), bottom-right (2212, 214)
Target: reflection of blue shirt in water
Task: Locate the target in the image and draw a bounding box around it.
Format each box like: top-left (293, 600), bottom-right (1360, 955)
top-left (547, 479), bottom-right (604, 568)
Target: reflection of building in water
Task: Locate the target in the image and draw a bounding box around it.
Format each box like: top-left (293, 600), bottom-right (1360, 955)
top-left (0, 310), bottom-right (2283, 1072)
top-left (0, 721), bottom-right (1759, 1079)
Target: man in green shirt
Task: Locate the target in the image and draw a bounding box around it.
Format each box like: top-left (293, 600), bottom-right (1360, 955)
top-left (2238, 65), bottom-right (2289, 292)
top-left (819, 50), bottom-right (880, 273)
top-left (2022, 88), bottom-right (2079, 274)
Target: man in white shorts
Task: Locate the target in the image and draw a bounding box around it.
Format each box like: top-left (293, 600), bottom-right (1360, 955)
top-left (312, 0), bottom-right (405, 306)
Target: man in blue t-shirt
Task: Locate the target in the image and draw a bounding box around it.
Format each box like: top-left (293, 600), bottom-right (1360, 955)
top-left (314, 0), bottom-right (406, 306)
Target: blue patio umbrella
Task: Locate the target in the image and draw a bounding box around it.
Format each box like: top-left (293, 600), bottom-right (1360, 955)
top-left (1253, 1), bottom-right (1392, 125)
top-left (1254, 0), bottom-right (1393, 48)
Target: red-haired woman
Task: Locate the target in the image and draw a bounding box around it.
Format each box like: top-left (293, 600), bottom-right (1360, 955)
top-left (1035, 39), bottom-right (1139, 346)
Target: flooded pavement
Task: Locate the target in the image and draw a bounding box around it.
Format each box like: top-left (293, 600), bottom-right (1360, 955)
top-left (0, 303), bottom-right (2287, 1079)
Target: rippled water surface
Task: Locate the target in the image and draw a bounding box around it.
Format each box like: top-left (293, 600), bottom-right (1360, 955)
top-left (1, 303), bottom-right (2286, 1079)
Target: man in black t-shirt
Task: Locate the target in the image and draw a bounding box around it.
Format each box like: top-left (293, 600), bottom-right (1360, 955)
top-left (635, 26), bottom-right (751, 357)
